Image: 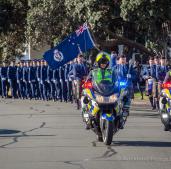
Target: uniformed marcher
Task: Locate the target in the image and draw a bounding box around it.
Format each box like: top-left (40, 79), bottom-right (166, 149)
top-left (113, 54), bottom-right (136, 116)
top-left (52, 68), bottom-right (60, 101)
top-left (22, 61), bottom-right (27, 99)
top-left (154, 56), bottom-right (170, 109)
top-left (65, 62), bottom-right (73, 103)
top-left (24, 60), bottom-right (31, 99)
top-left (39, 60), bottom-right (48, 100)
top-left (133, 60), bottom-right (144, 100)
top-left (0, 61), bottom-right (8, 98)
top-left (143, 56), bottom-right (157, 109)
top-left (156, 56), bottom-right (169, 82)
top-left (71, 55), bottom-right (88, 108)
top-left (7, 60), bottom-right (17, 98)
top-left (46, 62), bottom-right (53, 100)
top-left (0, 65), bottom-right (1, 96)
top-left (35, 60), bottom-right (41, 99)
top-left (59, 65), bottom-right (67, 102)
top-left (16, 62), bottom-right (23, 99)
top-left (29, 60), bottom-right (37, 99)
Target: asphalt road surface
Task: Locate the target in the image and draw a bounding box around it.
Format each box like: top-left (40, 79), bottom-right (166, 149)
top-left (0, 98), bottom-right (171, 169)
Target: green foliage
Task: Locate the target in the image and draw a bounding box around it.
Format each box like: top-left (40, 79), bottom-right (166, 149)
top-left (27, 0), bottom-right (68, 48)
top-left (121, 0), bottom-right (171, 50)
top-left (0, 0), bottom-right (28, 61)
top-left (27, 0), bottom-right (121, 47)
top-left (0, 0), bottom-right (171, 61)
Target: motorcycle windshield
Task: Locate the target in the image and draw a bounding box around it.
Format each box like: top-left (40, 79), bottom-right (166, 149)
top-left (93, 80), bottom-right (115, 96)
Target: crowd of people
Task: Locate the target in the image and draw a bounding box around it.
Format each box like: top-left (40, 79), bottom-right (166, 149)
top-left (0, 52), bottom-right (170, 113)
top-left (0, 55), bottom-right (88, 102)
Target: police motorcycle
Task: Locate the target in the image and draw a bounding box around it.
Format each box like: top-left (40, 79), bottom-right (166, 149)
top-left (159, 82), bottom-right (171, 131)
top-left (81, 78), bottom-right (128, 145)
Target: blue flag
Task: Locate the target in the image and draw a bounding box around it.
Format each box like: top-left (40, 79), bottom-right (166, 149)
top-left (43, 23), bottom-right (95, 69)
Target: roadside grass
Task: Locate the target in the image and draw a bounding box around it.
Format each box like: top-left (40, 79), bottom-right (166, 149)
top-left (134, 91), bottom-right (148, 101)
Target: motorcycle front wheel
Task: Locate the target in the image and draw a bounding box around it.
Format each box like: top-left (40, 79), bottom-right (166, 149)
top-left (101, 118), bottom-right (114, 145)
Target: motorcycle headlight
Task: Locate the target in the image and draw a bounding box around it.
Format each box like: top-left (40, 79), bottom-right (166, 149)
top-left (109, 94), bottom-right (118, 102)
top-left (162, 113), bottom-right (168, 119)
top-left (96, 95), bottom-right (104, 103)
top-left (95, 94), bottom-right (118, 103)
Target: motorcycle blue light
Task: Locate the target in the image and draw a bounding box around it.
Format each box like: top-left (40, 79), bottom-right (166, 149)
top-left (120, 81), bottom-right (126, 87)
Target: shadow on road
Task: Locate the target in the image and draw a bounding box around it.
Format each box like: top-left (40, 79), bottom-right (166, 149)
top-left (130, 112), bottom-right (159, 118)
top-left (0, 122), bottom-right (55, 148)
top-left (0, 129), bottom-right (21, 135)
top-left (112, 140), bottom-right (171, 147)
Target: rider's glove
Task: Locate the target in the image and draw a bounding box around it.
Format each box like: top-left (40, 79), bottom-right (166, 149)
top-left (127, 74), bottom-right (131, 79)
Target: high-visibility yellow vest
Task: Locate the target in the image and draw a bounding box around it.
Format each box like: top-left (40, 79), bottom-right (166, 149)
top-left (92, 68), bottom-right (113, 83)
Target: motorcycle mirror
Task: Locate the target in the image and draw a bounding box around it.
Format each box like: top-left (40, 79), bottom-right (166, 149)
top-left (83, 96), bottom-right (89, 104)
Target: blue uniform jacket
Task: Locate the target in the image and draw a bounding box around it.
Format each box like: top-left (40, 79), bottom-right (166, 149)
top-left (52, 69), bottom-right (60, 81)
top-left (40, 66), bottom-right (47, 81)
top-left (23, 67), bottom-right (29, 81)
top-left (109, 54), bottom-right (117, 68)
top-left (68, 63), bottom-right (75, 80)
top-left (7, 66), bottom-right (17, 80)
top-left (47, 66), bottom-right (53, 81)
top-left (59, 66), bottom-right (65, 80)
top-left (143, 65), bottom-right (157, 80)
top-left (16, 67), bottom-right (23, 81)
top-left (36, 66), bottom-right (41, 81)
top-left (113, 64), bottom-right (136, 83)
top-left (64, 64), bottom-right (71, 81)
top-left (156, 65), bottom-right (169, 82)
top-left (72, 63), bottom-right (88, 80)
top-left (28, 66), bottom-right (37, 81)
top-left (0, 67), bottom-right (8, 79)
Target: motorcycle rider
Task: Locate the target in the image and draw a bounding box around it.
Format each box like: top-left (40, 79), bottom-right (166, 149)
top-left (81, 52), bottom-right (117, 129)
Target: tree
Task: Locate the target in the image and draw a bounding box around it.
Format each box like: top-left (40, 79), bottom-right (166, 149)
top-left (0, 0), bottom-right (28, 61)
top-left (120, 0), bottom-right (171, 52)
top-left (27, 0), bottom-right (123, 47)
top-left (27, 0), bottom-right (70, 48)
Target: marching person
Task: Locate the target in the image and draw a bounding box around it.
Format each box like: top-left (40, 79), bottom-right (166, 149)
top-left (133, 60), bottom-right (144, 100)
top-left (7, 60), bottom-right (17, 98)
top-left (52, 68), bottom-right (60, 101)
top-left (71, 54), bottom-right (88, 109)
top-left (65, 62), bottom-right (73, 103)
top-left (29, 60), bottom-right (37, 99)
top-left (0, 61), bottom-right (8, 98)
top-left (40, 60), bottom-right (48, 100)
top-left (59, 65), bottom-right (67, 102)
top-left (46, 62), bottom-right (53, 100)
top-left (143, 56), bottom-right (157, 109)
top-left (113, 54), bottom-right (136, 116)
top-left (16, 62), bottom-right (23, 99)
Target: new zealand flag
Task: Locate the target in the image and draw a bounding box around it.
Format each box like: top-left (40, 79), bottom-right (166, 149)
top-left (43, 23), bottom-right (95, 69)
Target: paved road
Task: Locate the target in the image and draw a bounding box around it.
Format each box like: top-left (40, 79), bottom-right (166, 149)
top-left (0, 98), bottom-right (171, 169)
